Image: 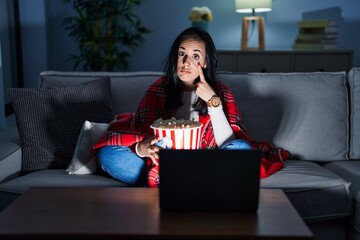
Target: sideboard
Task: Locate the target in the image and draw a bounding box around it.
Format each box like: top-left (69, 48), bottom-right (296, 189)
top-left (216, 50), bottom-right (353, 73)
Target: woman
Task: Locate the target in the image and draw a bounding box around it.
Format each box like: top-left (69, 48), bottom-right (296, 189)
top-left (92, 27), bottom-right (289, 188)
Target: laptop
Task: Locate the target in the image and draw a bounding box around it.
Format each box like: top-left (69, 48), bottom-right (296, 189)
top-left (159, 149), bottom-right (261, 212)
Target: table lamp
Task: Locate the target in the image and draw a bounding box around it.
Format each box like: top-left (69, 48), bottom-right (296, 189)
top-left (235, 0), bottom-right (272, 50)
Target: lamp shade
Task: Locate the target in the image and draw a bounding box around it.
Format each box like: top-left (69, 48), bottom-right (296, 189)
top-left (235, 0), bottom-right (272, 13)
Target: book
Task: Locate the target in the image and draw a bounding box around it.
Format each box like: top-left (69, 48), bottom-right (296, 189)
top-left (296, 33), bottom-right (338, 41)
top-left (300, 25), bottom-right (338, 34)
top-left (295, 34), bottom-right (338, 44)
top-left (292, 43), bottom-right (338, 50)
top-left (297, 19), bottom-right (336, 29)
top-left (295, 38), bottom-right (337, 44)
top-left (322, 39), bottom-right (338, 44)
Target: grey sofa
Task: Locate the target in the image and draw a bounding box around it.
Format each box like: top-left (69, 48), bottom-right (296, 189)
top-left (1, 69), bottom-right (360, 240)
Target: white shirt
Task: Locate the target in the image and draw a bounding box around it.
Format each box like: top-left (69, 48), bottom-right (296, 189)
top-left (175, 91), bottom-right (235, 147)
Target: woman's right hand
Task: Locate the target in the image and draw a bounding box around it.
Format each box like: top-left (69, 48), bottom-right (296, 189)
top-left (136, 136), bottom-right (160, 166)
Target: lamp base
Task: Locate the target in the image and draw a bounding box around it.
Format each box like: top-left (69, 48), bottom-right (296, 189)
top-left (241, 16), bottom-right (265, 50)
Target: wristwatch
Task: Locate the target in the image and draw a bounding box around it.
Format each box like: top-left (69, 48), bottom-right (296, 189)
top-left (206, 95), bottom-right (222, 108)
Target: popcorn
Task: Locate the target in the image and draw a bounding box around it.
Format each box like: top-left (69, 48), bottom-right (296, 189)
top-left (151, 117), bottom-right (201, 129)
top-left (150, 118), bottom-right (202, 149)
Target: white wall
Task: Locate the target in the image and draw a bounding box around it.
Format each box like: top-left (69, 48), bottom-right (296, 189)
top-left (18, 0), bottom-right (47, 88)
top-left (0, 42), bottom-right (5, 128)
top-left (0, 0), bottom-right (10, 128)
top-left (41, 0), bottom-right (360, 73)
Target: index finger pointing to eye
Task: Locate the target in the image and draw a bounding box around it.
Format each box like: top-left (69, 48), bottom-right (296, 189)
top-left (197, 62), bottom-right (206, 83)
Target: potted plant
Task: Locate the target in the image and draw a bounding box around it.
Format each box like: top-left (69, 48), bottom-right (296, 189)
top-left (63, 0), bottom-right (150, 71)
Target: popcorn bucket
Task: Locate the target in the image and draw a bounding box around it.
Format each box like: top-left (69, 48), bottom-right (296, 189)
top-left (150, 124), bottom-right (202, 150)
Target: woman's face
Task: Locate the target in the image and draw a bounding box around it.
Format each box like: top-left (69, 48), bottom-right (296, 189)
top-left (177, 39), bottom-right (207, 89)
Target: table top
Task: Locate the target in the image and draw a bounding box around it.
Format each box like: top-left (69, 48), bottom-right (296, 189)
top-left (0, 187), bottom-right (313, 240)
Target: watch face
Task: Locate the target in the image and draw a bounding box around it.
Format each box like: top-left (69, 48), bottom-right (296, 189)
top-left (211, 97), bottom-right (221, 107)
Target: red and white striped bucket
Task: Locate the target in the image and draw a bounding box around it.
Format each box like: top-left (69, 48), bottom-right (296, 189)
top-left (151, 125), bottom-right (202, 149)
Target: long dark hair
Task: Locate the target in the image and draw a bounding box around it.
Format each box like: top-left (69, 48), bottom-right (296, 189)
top-left (163, 27), bottom-right (218, 116)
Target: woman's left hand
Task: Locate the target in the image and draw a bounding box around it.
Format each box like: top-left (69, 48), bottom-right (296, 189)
top-left (193, 61), bottom-right (216, 102)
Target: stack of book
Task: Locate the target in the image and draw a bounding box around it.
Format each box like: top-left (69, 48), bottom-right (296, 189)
top-left (292, 19), bottom-right (338, 50)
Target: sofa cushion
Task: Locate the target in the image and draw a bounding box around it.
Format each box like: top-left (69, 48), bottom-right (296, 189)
top-left (9, 78), bottom-right (114, 174)
top-left (39, 71), bottom-right (163, 114)
top-left (324, 161), bottom-right (360, 234)
top-left (325, 161), bottom-right (360, 194)
top-left (67, 121), bottom-right (109, 175)
top-left (220, 72), bottom-right (349, 161)
top-left (354, 193), bottom-right (360, 235)
top-left (347, 68), bottom-right (360, 159)
top-left (0, 169), bottom-right (129, 195)
top-left (261, 160), bottom-right (353, 222)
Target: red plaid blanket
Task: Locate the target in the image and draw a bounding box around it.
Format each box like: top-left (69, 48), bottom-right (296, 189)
top-left (92, 77), bottom-right (289, 187)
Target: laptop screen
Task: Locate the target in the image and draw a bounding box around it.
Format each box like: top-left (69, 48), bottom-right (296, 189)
top-left (159, 149), bottom-right (261, 212)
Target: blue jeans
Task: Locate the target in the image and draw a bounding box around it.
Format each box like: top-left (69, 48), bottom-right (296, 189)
top-left (220, 139), bottom-right (252, 150)
top-left (96, 146), bottom-right (146, 186)
top-left (96, 139), bottom-right (251, 185)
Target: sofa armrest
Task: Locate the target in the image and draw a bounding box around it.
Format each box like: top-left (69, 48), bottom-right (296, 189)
top-left (0, 127), bottom-right (22, 183)
top-left (0, 140), bottom-right (21, 183)
top-left (0, 127), bottom-right (20, 144)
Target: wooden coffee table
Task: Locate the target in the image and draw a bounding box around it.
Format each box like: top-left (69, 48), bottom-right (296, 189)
top-left (0, 187), bottom-right (313, 239)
